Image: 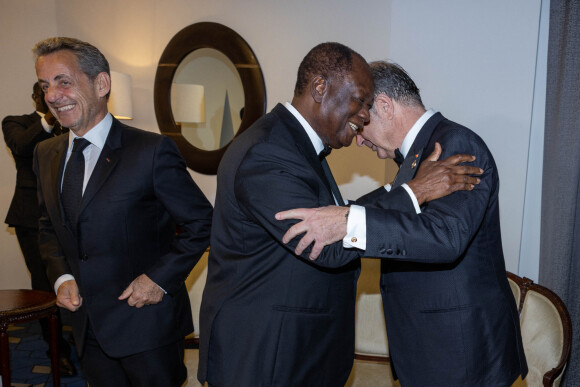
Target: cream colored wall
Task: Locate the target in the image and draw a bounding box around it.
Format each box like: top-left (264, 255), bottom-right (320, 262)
top-left (0, 0), bottom-right (58, 289)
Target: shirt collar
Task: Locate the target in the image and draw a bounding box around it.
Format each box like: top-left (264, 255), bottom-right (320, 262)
top-left (400, 109), bottom-right (436, 157)
top-left (284, 102), bottom-right (325, 155)
top-left (67, 113), bottom-right (113, 150)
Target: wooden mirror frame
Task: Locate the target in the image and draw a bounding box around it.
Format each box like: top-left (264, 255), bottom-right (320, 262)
top-left (154, 22), bottom-right (266, 174)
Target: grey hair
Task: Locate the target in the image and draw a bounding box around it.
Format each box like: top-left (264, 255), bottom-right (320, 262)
top-left (33, 37), bottom-right (111, 99)
top-left (369, 61), bottom-right (424, 109)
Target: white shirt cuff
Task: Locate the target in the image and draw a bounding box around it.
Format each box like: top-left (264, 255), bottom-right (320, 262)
top-left (401, 183), bottom-right (422, 214)
top-left (54, 274), bottom-right (75, 294)
top-left (343, 205), bottom-right (366, 249)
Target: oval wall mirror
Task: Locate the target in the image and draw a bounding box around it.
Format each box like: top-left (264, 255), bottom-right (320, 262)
top-left (154, 22), bottom-right (267, 174)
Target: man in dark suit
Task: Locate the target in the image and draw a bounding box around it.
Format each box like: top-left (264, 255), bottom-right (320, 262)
top-left (2, 82), bottom-right (75, 375)
top-left (278, 61), bottom-right (528, 386)
top-left (32, 37), bottom-right (213, 386)
top-left (198, 43), bottom-right (482, 386)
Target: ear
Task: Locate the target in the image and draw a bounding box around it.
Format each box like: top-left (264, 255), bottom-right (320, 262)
top-left (310, 75), bottom-right (327, 103)
top-left (374, 93), bottom-right (394, 119)
top-left (95, 72), bottom-right (111, 98)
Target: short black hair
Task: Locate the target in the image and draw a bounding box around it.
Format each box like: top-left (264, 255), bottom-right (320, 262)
top-left (294, 42), bottom-right (366, 96)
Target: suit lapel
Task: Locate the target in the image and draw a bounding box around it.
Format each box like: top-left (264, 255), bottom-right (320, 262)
top-left (273, 104), bottom-right (334, 197)
top-left (49, 136), bottom-right (70, 225)
top-left (79, 118), bottom-right (122, 214)
top-left (392, 112), bottom-right (444, 188)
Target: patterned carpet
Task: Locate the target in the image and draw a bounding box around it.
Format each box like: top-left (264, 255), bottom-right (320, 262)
top-left (4, 320), bottom-right (86, 387)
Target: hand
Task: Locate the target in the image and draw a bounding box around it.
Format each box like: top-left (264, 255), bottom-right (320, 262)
top-left (407, 142), bottom-right (483, 205)
top-left (118, 274), bottom-right (164, 308)
top-left (56, 280), bottom-right (83, 312)
top-left (275, 206), bottom-right (349, 260)
top-left (44, 109), bottom-right (57, 126)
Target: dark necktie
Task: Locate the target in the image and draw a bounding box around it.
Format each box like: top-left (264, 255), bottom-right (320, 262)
top-left (318, 146), bottom-right (344, 205)
top-left (62, 138), bottom-right (91, 227)
top-left (394, 148), bottom-right (404, 167)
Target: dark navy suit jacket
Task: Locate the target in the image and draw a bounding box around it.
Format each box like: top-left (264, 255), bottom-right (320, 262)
top-left (33, 117), bottom-right (212, 357)
top-left (358, 112), bottom-right (528, 386)
top-left (199, 104), bottom-right (363, 386)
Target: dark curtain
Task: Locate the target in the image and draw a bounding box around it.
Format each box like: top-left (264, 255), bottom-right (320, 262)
top-left (540, 0), bottom-right (580, 385)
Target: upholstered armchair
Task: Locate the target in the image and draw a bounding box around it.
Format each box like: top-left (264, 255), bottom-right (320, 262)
top-left (507, 272), bottom-right (571, 387)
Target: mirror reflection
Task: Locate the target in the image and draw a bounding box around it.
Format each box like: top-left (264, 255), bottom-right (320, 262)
top-left (172, 48), bottom-right (244, 151)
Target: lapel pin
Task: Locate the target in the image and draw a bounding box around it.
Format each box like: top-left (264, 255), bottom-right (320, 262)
top-left (411, 154), bottom-right (418, 169)
top-left (106, 157), bottom-right (111, 163)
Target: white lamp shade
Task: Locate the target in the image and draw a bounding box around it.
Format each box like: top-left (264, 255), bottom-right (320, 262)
top-left (108, 71), bottom-right (133, 120)
top-left (171, 83), bottom-right (206, 123)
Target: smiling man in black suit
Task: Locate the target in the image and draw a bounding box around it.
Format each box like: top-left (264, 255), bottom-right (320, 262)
top-left (32, 37), bottom-right (212, 386)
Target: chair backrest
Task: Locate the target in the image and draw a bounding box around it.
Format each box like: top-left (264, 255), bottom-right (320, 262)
top-left (506, 272), bottom-right (572, 387)
top-left (354, 259), bottom-right (389, 361)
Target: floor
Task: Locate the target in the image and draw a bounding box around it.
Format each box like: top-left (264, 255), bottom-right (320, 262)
top-left (2, 321), bottom-right (86, 387)
top-left (3, 322), bottom-right (397, 387)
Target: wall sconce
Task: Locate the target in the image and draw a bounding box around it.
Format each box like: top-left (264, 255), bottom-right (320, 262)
top-left (108, 71), bottom-right (133, 120)
top-left (171, 83), bottom-right (206, 126)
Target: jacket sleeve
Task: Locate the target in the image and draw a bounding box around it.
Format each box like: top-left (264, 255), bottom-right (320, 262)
top-left (356, 185), bottom-right (416, 212)
top-left (34, 143), bottom-right (72, 287)
top-left (145, 136), bottom-right (213, 294)
top-left (235, 142), bottom-right (360, 268)
top-left (363, 128), bottom-right (496, 264)
top-left (3, 114), bottom-right (52, 156)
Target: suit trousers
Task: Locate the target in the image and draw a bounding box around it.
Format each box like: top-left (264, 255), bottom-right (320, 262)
top-left (81, 324), bottom-right (187, 387)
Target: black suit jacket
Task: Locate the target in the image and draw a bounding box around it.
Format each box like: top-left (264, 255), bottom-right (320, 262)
top-left (358, 113), bottom-right (528, 386)
top-left (199, 104), bottom-right (364, 386)
top-left (3, 112), bottom-right (56, 228)
top-left (33, 117), bottom-right (213, 357)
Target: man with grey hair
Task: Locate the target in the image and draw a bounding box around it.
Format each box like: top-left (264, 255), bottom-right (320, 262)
top-left (278, 61), bottom-right (528, 385)
top-left (33, 37), bottom-right (213, 386)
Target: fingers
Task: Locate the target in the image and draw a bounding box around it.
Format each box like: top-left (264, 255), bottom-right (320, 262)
top-left (57, 299), bottom-right (81, 312)
top-left (275, 208), bottom-right (311, 221)
top-left (120, 275), bottom-right (164, 308)
top-left (57, 280), bottom-right (82, 311)
top-left (309, 242), bottom-right (324, 260)
top-left (282, 223), bottom-right (307, 244)
top-left (118, 286), bottom-right (132, 300)
top-left (293, 234), bottom-right (314, 256)
top-left (442, 153), bottom-right (477, 166)
top-left (424, 142), bottom-right (443, 161)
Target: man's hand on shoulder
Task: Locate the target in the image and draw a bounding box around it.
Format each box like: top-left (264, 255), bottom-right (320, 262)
top-left (275, 206), bottom-right (349, 260)
top-left (407, 142), bottom-right (483, 205)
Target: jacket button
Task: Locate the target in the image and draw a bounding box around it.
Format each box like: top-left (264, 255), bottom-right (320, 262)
top-left (401, 250), bottom-right (407, 256)
top-left (379, 248), bottom-right (386, 254)
top-left (386, 249), bottom-right (393, 255)
top-left (81, 254), bottom-right (88, 262)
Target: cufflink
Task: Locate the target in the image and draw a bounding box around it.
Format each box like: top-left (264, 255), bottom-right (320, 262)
top-left (351, 237), bottom-right (358, 243)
